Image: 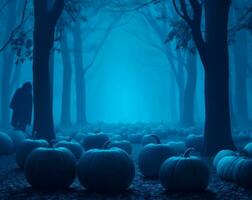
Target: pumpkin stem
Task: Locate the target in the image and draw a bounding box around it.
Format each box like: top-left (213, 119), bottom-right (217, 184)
top-left (183, 148), bottom-right (195, 158)
top-left (149, 134), bottom-right (161, 144)
top-left (103, 140), bottom-right (111, 149)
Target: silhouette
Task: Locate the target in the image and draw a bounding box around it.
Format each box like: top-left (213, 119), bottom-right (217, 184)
top-left (10, 82), bottom-right (32, 131)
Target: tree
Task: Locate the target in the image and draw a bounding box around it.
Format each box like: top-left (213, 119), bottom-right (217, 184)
top-left (173, 0), bottom-right (236, 155)
top-left (132, 2), bottom-right (197, 126)
top-left (59, 30), bottom-right (73, 127)
top-left (72, 11), bottom-right (124, 127)
top-left (230, 1), bottom-right (252, 128)
top-left (0, 0), bottom-right (26, 128)
top-left (32, 0), bottom-right (64, 141)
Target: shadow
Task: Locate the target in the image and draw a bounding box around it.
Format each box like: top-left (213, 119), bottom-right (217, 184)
top-left (164, 189), bottom-right (217, 200)
top-left (77, 188), bottom-right (137, 199)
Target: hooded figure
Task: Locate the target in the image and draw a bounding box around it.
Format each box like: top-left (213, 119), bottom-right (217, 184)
top-left (10, 82), bottom-right (32, 131)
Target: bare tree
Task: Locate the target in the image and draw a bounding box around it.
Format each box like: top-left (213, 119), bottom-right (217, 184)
top-left (173, 0), bottom-right (235, 155)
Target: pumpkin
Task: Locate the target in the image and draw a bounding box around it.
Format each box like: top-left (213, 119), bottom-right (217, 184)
top-left (159, 148), bottom-right (210, 192)
top-left (73, 132), bottom-right (86, 142)
top-left (105, 140), bottom-right (132, 155)
top-left (110, 134), bottom-right (123, 141)
top-left (166, 141), bottom-right (186, 154)
top-left (8, 131), bottom-right (26, 149)
top-left (54, 138), bottom-right (83, 159)
top-left (234, 157), bottom-right (252, 188)
top-left (128, 133), bottom-right (143, 144)
top-left (24, 147), bottom-right (76, 189)
top-left (16, 139), bottom-right (49, 169)
top-left (138, 136), bottom-right (176, 179)
top-left (81, 133), bottom-right (109, 151)
top-left (185, 134), bottom-right (204, 152)
top-left (216, 153), bottom-right (252, 188)
top-left (213, 149), bottom-right (237, 169)
top-left (243, 143), bottom-right (252, 156)
top-left (142, 134), bottom-right (160, 146)
top-left (0, 132), bottom-right (15, 155)
top-left (77, 147), bottom-right (135, 192)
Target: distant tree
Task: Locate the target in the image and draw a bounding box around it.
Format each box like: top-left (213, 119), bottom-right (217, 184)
top-left (0, 0), bottom-right (27, 128)
top-left (131, 1), bottom-right (197, 126)
top-left (173, 0), bottom-right (236, 155)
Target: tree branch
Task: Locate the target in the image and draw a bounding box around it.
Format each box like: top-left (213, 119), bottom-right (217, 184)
top-left (0, 0), bottom-right (28, 53)
top-left (48, 0), bottom-right (65, 27)
top-left (85, 14), bottom-right (124, 73)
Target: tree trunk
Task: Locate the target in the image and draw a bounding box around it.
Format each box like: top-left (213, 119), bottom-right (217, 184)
top-left (176, 52), bottom-right (185, 125)
top-left (49, 50), bottom-right (55, 103)
top-left (0, 0), bottom-right (19, 128)
top-left (203, 0), bottom-right (235, 155)
top-left (60, 32), bottom-right (72, 127)
top-left (32, 0), bottom-right (64, 141)
top-left (182, 52), bottom-right (197, 127)
top-left (73, 23), bottom-right (87, 126)
top-left (233, 32), bottom-right (249, 128)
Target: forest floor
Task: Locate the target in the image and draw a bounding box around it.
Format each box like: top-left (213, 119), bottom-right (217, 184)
top-left (1, 144), bottom-right (252, 200)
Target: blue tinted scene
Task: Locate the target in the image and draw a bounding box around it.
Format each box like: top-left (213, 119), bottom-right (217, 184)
top-left (0, 0), bottom-right (252, 199)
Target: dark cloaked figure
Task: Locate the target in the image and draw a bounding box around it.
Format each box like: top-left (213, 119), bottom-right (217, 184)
top-left (10, 82), bottom-right (32, 131)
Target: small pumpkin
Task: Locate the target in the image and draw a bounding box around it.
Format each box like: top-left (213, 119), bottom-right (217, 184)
top-left (243, 143), bottom-right (252, 156)
top-left (128, 133), bottom-right (143, 144)
top-left (216, 150), bottom-right (252, 189)
top-left (77, 147), bottom-right (135, 192)
top-left (166, 141), bottom-right (186, 154)
top-left (81, 133), bottom-right (109, 151)
top-left (0, 132), bottom-right (15, 155)
top-left (16, 139), bottom-right (49, 169)
top-left (110, 134), bottom-right (123, 141)
top-left (138, 135), bottom-right (176, 179)
top-left (234, 157), bottom-right (252, 188)
top-left (8, 130), bottom-right (26, 149)
top-left (54, 138), bottom-right (84, 159)
top-left (213, 149), bottom-right (237, 169)
top-left (73, 132), bottom-right (86, 142)
top-left (24, 147), bottom-right (76, 189)
top-left (142, 134), bottom-right (160, 146)
top-left (185, 134), bottom-right (204, 152)
top-left (105, 140), bottom-right (132, 155)
top-left (159, 148), bottom-right (210, 192)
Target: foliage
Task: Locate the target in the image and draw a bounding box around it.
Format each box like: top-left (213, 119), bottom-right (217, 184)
top-left (236, 7), bottom-right (252, 34)
top-left (11, 30), bottom-right (33, 65)
top-left (166, 18), bottom-right (196, 54)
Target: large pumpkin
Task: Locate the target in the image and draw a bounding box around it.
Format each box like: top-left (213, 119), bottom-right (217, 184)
top-left (105, 140), bottom-right (132, 155)
top-left (77, 148), bottom-right (135, 192)
top-left (81, 133), bottom-right (109, 151)
top-left (159, 148), bottom-right (210, 192)
top-left (54, 139), bottom-right (83, 159)
top-left (16, 139), bottom-right (49, 169)
top-left (142, 134), bottom-right (160, 146)
top-left (0, 132), bottom-right (15, 155)
top-left (138, 136), bottom-right (176, 179)
top-left (185, 134), bottom-right (204, 152)
top-left (24, 147), bottom-right (76, 189)
top-left (213, 149), bottom-right (237, 169)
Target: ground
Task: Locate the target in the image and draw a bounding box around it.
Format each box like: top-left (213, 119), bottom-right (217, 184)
top-left (1, 144), bottom-right (252, 200)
